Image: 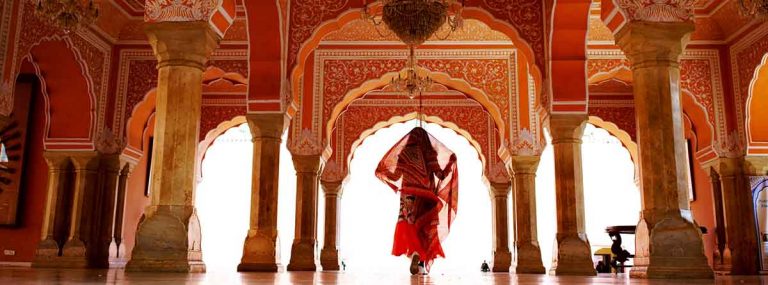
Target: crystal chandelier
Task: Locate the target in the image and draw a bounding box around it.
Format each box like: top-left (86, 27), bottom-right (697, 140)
top-left (35, 0), bottom-right (99, 33)
top-left (391, 47), bottom-right (434, 99)
top-left (363, 0), bottom-right (464, 47)
top-left (739, 0), bottom-right (768, 18)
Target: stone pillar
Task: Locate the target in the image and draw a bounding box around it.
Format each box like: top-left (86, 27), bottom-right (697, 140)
top-left (66, 153), bottom-right (100, 266)
top-left (511, 156), bottom-right (546, 274)
top-left (86, 154), bottom-right (120, 269)
top-left (126, 21), bottom-right (220, 273)
top-left (714, 156), bottom-right (764, 275)
top-left (107, 158), bottom-right (136, 268)
top-left (615, 21), bottom-right (713, 279)
top-left (33, 152), bottom-right (70, 266)
top-left (490, 182), bottom-right (512, 272)
top-left (287, 154), bottom-right (321, 271)
top-left (320, 180), bottom-right (341, 271)
top-left (238, 113), bottom-right (287, 272)
top-left (708, 168), bottom-right (731, 272)
top-left (548, 114), bottom-right (595, 276)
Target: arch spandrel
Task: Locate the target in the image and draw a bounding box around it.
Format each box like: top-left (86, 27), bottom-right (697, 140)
top-left (124, 66), bottom-right (248, 160)
top-left (586, 50), bottom-right (725, 162)
top-left (287, 3), bottom-right (545, 92)
top-left (323, 68), bottom-right (507, 146)
top-left (320, 93), bottom-right (510, 186)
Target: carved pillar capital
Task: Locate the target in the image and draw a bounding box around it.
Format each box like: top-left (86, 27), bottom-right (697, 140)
top-left (615, 21), bottom-right (694, 68)
top-left (745, 156), bottom-right (768, 176)
top-left (69, 151), bottom-right (100, 171)
top-left (490, 182), bottom-right (511, 197)
top-left (511, 156), bottom-right (541, 175)
top-left (144, 21), bottom-right (221, 70)
top-left (292, 154), bottom-right (321, 174)
top-left (548, 114), bottom-right (587, 144)
top-left (246, 113), bottom-right (288, 140)
top-left (710, 157), bottom-right (745, 178)
top-left (42, 151), bottom-right (71, 170)
top-left (321, 180), bottom-right (342, 196)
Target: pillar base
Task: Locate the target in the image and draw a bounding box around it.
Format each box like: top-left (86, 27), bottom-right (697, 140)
top-left (712, 247), bottom-right (732, 273)
top-left (287, 239), bottom-right (317, 271)
top-left (320, 248), bottom-right (340, 271)
top-left (108, 240), bottom-right (128, 268)
top-left (630, 216), bottom-right (713, 279)
top-left (238, 230), bottom-right (280, 272)
top-left (492, 249), bottom-right (511, 272)
top-left (32, 238), bottom-right (60, 263)
top-left (550, 234), bottom-right (595, 276)
top-left (32, 238), bottom-right (89, 268)
top-left (514, 242), bottom-right (546, 274)
top-left (125, 205), bottom-right (205, 273)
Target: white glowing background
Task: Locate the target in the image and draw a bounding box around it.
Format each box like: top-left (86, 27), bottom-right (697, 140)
top-left (194, 121), bottom-right (639, 274)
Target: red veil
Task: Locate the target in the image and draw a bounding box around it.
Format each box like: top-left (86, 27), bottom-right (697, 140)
top-left (375, 127), bottom-right (459, 270)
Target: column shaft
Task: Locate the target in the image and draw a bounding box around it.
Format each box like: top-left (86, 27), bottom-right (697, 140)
top-left (708, 168), bottom-right (730, 272)
top-left (127, 22), bottom-right (220, 273)
top-left (64, 153), bottom-right (99, 267)
top-left (239, 113), bottom-right (286, 272)
top-left (320, 181), bottom-right (341, 271)
top-left (491, 182), bottom-right (512, 272)
top-left (715, 158), bottom-right (759, 275)
top-left (287, 154), bottom-right (321, 271)
top-left (511, 156), bottom-right (545, 274)
top-left (109, 160), bottom-right (132, 267)
top-left (616, 21), bottom-right (712, 279)
top-left (33, 153), bottom-right (69, 266)
top-left (548, 114), bottom-right (595, 276)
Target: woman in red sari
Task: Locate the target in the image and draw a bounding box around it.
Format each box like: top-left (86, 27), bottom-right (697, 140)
top-left (375, 127), bottom-right (459, 275)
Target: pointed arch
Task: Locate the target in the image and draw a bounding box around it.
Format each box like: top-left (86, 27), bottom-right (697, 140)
top-left (746, 53), bottom-right (768, 155)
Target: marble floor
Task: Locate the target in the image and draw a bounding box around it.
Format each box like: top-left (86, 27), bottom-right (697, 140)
top-left (0, 267), bottom-right (765, 285)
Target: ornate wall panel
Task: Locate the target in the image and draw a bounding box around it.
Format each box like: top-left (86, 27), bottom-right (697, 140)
top-left (587, 49), bottom-right (727, 157)
top-left (4, 2), bottom-right (111, 143)
top-left (304, 49), bottom-right (517, 152)
top-left (287, 0), bottom-right (545, 74)
top-left (114, 49), bottom-right (248, 139)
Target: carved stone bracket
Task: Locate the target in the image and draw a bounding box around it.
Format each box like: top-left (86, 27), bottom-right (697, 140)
top-left (289, 128), bottom-right (322, 156)
top-left (145, 0), bottom-right (218, 23)
top-left (615, 0), bottom-right (696, 23)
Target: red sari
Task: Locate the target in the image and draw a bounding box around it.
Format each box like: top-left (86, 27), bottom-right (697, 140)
top-left (375, 127), bottom-right (459, 270)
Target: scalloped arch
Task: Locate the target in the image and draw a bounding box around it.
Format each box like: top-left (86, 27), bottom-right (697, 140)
top-left (588, 115), bottom-right (639, 182)
top-left (334, 112), bottom-right (487, 196)
top-left (195, 115), bottom-right (248, 182)
top-left (326, 68), bottom-right (504, 151)
top-left (746, 53), bottom-right (768, 155)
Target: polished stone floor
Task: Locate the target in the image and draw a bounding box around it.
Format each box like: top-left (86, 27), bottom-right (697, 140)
top-left (0, 267), bottom-right (765, 284)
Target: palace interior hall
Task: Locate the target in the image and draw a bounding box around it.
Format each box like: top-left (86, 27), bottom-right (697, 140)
top-left (1, 0), bottom-right (768, 284)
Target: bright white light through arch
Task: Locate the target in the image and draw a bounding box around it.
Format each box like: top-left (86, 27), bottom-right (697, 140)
top-left (535, 123), bottom-right (640, 271)
top-left (195, 123), bottom-right (297, 272)
top-left (339, 119), bottom-right (493, 275)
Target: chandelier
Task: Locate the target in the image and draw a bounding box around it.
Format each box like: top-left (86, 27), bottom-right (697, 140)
top-left (391, 47), bottom-right (433, 99)
top-left (35, 0), bottom-right (99, 33)
top-left (739, 0), bottom-right (768, 17)
top-left (363, 0), bottom-right (464, 47)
